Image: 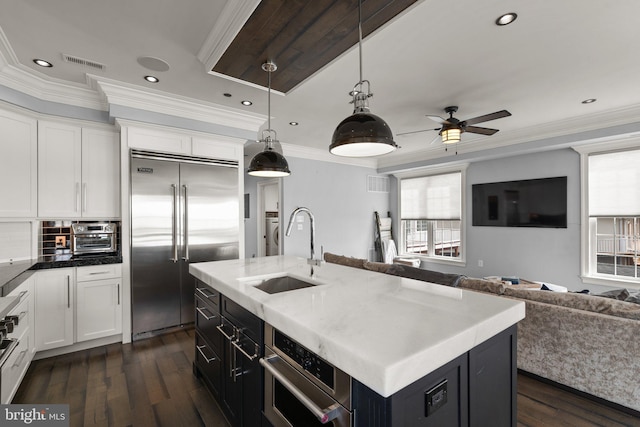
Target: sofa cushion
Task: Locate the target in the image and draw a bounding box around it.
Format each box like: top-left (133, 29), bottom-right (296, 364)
top-left (363, 261), bottom-right (392, 273)
top-left (323, 252), bottom-right (366, 269)
top-left (503, 286), bottom-right (640, 321)
top-left (385, 264), bottom-right (463, 287)
top-left (458, 277), bottom-right (506, 295)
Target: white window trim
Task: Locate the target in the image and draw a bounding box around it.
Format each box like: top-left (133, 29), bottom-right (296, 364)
top-left (573, 137), bottom-right (640, 289)
top-left (394, 163), bottom-right (468, 266)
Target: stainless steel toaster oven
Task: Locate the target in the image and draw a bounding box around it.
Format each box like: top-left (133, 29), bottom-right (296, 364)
top-left (70, 222), bottom-right (117, 256)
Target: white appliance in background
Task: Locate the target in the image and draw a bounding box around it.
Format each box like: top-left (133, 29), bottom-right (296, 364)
top-left (265, 213), bottom-right (279, 256)
top-left (130, 150), bottom-right (239, 339)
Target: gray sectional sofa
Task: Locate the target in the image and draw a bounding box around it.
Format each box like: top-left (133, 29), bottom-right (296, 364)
top-left (323, 252), bottom-right (640, 413)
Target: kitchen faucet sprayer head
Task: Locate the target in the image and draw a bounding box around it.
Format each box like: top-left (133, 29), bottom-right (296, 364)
top-left (285, 210), bottom-right (297, 236)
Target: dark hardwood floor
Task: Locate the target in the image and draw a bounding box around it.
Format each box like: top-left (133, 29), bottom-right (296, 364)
top-left (13, 328), bottom-right (640, 427)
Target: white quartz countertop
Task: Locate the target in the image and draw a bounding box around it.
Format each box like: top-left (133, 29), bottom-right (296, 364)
top-left (190, 256), bottom-right (525, 397)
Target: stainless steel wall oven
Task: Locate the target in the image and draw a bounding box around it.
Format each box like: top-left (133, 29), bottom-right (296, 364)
top-left (260, 323), bottom-right (352, 427)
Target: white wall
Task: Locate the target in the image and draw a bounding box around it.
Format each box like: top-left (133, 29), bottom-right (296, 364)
top-left (278, 157), bottom-right (389, 260)
top-left (410, 148), bottom-right (587, 291)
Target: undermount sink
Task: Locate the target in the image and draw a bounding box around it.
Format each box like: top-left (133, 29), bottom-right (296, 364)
top-left (254, 275), bottom-right (316, 294)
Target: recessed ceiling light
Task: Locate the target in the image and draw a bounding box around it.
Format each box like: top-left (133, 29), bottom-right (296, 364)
top-left (33, 59), bottom-right (53, 67)
top-left (289, 121), bottom-right (299, 126)
top-left (241, 100), bottom-right (253, 106)
top-left (144, 75), bottom-right (159, 83)
top-left (581, 98), bottom-right (597, 104)
top-left (496, 13), bottom-right (517, 26)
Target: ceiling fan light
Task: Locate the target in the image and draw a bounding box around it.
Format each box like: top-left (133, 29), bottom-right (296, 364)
top-left (441, 127), bottom-right (461, 144)
top-left (330, 112), bottom-right (397, 157)
top-left (248, 148), bottom-right (290, 177)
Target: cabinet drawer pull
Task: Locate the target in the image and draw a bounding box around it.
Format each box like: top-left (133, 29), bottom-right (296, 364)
top-left (196, 287), bottom-right (216, 300)
top-left (196, 345), bottom-right (216, 363)
top-left (196, 306), bottom-right (216, 321)
top-left (216, 322), bottom-right (235, 342)
top-left (232, 337), bottom-right (258, 361)
top-left (12, 349), bottom-right (28, 368)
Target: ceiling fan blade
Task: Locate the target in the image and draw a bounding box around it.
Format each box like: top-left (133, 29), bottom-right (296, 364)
top-left (429, 133), bottom-right (441, 145)
top-left (426, 115), bottom-right (449, 125)
top-left (463, 110), bottom-right (511, 126)
top-left (396, 128), bottom-right (440, 136)
top-left (464, 126), bottom-right (499, 135)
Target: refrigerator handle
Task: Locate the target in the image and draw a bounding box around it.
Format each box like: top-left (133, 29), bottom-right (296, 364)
top-left (171, 184), bottom-right (178, 263)
top-left (182, 184), bottom-right (189, 261)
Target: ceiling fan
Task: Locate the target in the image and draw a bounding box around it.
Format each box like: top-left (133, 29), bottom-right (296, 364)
top-left (398, 106), bottom-right (512, 147)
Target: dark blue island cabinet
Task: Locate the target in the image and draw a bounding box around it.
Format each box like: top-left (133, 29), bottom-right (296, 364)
top-left (193, 281), bottom-right (264, 427)
top-left (193, 277), bottom-right (517, 427)
top-left (352, 324), bottom-right (517, 427)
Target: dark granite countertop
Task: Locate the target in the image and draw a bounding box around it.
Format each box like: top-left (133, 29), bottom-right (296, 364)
top-left (0, 255), bottom-right (122, 296)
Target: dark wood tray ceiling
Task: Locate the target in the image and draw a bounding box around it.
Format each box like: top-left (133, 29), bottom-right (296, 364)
top-left (212, 0), bottom-right (418, 93)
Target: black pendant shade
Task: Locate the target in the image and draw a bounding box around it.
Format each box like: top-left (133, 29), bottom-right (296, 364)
top-left (330, 111), bottom-right (397, 157)
top-left (247, 146), bottom-right (290, 177)
top-left (329, 0), bottom-right (397, 158)
top-left (247, 61), bottom-right (291, 177)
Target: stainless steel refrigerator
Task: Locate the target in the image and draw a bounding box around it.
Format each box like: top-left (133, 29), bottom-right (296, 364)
top-left (130, 150), bottom-right (239, 339)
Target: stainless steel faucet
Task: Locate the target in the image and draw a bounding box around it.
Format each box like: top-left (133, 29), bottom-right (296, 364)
top-left (285, 207), bottom-right (322, 268)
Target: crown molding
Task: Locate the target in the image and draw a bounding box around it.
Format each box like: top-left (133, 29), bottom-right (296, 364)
top-left (0, 28), bottom-right (107, 111)
top-left (90, 75), bottom-right (267, 132)
top-left (197, 0), bottom-right (261, 72)
top-left (281, 142), bottom-right (378, 169)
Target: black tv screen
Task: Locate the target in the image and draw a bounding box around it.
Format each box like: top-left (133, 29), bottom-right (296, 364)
top-left (472, 176), bottom-right (567, 228)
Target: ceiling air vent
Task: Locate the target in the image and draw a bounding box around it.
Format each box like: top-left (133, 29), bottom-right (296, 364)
top-left (62, 54), bottom-right (106, 71)
top-left (367, 175), bottom-right (390, 193)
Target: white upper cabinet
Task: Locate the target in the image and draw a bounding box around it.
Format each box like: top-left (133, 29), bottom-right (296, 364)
top-left (124, 123), bottom-right (243, 162)
top-left (81, 128), bottom-right (120, 218)
top-left (0, 109), bottom-right (37, 217)
top-left (38, 120), bottom-right (120, 218)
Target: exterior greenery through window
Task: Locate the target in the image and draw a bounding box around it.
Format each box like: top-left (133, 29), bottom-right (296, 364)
top-left (400, 171), bottom-right (462, 260)
top-left (588, 148), bottom-right (640, 280)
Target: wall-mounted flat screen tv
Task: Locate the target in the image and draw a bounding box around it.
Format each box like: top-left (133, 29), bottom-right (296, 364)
top-left (472, 176), bottom-right (567, 228)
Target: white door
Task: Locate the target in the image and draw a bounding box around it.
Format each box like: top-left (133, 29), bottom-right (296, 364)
top-left (38, 121), bottom-right (82, 218)
top-left (76, 277), bottom-right (122, 341)
top-left (81, 128), bottom-right (120, 218)
top-left (34, 268), bottom-right (75, 351)
top-left (0, 109), bottom-right (37, 217)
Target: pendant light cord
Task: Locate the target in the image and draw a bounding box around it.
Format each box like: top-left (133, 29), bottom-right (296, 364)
top-left (267, 66), bottom-right (272, 132)
top-left (358, 0), bottom-right (363, 85)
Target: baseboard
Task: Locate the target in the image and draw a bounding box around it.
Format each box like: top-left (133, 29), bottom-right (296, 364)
top-left (518, 369), bottom-right (640, 418)
top-left (33, 334), bottom-right (122, 360)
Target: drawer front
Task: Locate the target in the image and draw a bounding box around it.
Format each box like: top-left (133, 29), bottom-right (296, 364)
top-left (195, 283), bottom-right (219, 310)
top-left (195, 332), bottom-right (222, 398)
top-left (221, 295), bottom-right (262, 345)
top-left (195, 295), bottom-right (221, 353)
top-left (6, 294), bottom-right (30, 341)
top-left (76, 264), bottom-right (122, 281)
top-left (1, 334), bottom-right (31, 404)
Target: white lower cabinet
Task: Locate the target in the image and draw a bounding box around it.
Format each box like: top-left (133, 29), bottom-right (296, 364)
top-left (34, 268), bottom-right (75, 351)
top-left (34, 264), bottom-right (122, 351)
top-left (2, 276), bottom-right (36, 404)
top-left (76, 266), bottom-right (122, 342)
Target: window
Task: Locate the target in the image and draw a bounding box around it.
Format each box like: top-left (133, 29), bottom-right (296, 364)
top-left (398, 170), bottom-right (464, 261)
top-left (587, 148), bottom-right (640, 280)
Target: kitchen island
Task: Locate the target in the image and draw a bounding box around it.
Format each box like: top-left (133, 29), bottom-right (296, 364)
top-left (190, 256), bottom-right (525, 426)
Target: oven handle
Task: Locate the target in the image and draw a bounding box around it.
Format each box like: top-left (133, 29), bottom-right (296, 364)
top-left (260, 354), bottom-right (342, 424)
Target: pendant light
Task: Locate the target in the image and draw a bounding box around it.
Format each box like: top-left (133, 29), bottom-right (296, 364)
top-left (248, 61), bottom-right (291, 177)
top-left (330, 0), bottom-right (398, 157)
